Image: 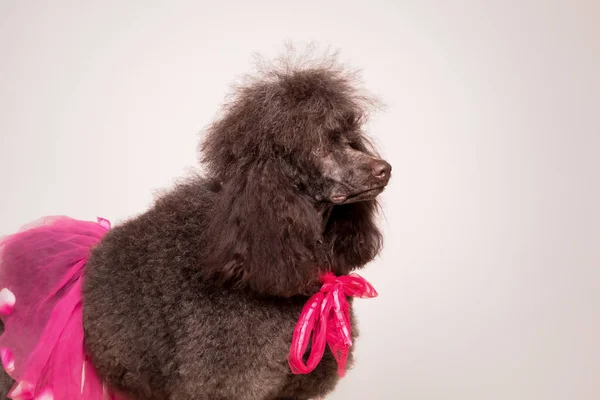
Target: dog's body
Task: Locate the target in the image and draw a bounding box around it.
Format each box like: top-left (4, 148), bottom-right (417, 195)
top-left (1, 55), bottom-right (391, 400)
top-left (83, 178), bottom-right (344, 400)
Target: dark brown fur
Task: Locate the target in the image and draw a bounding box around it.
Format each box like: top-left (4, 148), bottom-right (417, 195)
top-left (82, 53), bottom-right (390, 400)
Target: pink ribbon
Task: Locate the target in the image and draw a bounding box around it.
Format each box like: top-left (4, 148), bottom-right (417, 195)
top-left (288, 272), bottom-right (378, 377)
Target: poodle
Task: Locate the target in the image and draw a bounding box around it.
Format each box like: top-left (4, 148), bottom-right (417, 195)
top-left (0, 53), bottom-right (391, 400)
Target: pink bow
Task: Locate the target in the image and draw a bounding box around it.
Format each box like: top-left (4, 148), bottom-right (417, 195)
top-left (288, 272), bottom-right (378, 377)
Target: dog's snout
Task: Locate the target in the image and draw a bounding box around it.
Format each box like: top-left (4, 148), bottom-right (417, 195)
top-left (371, 160), bottom-right (392, 181)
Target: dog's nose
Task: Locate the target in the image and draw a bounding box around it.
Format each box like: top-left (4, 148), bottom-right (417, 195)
top-left (371, 160), bottom-right (392, 181)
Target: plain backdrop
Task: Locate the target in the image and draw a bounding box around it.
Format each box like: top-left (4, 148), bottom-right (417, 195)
top-left (1, 1), bottom-right (599, 399)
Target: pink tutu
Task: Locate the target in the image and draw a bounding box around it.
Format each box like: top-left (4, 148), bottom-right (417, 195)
top-left (0, 216), bottom-right (123, 400)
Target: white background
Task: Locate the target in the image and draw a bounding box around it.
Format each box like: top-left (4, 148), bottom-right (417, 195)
top-left (1, 1), bottom-right (599, 399)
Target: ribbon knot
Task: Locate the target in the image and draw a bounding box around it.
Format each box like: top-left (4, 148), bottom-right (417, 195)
top-left (288, 272), bottom-right (378, 377)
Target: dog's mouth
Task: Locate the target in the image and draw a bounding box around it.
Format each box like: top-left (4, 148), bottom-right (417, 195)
top-left (330, 187), bottom-right (385, 205)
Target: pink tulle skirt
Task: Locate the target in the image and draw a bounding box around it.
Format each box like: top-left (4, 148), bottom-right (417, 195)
top-left (0, 216), bottom-right (124, 400)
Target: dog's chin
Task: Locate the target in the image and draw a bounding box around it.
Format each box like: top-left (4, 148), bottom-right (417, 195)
top-left (330, 187), bottom-right (385, 205)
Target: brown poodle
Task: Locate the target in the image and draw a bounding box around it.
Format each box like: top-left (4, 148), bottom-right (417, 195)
top-left (1, 53), bottom-right (392, 400)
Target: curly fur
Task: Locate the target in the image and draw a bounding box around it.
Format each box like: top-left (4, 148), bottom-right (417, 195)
top-left (81, 51), bottom-right (390, 400)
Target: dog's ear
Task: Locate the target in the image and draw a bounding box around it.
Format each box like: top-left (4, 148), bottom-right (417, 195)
top-left (325, 199), bottom-right (383, 275)
top-left (203, 159), bottom-right (324, 297)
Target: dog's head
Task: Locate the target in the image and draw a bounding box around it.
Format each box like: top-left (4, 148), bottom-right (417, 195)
top-left (201, 55), bottom-right (391, 297)
top-left (202, 65), bottom-right (391, 206)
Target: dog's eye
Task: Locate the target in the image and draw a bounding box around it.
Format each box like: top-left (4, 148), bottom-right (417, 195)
top-left (329, 131), bottom-right (358, 149)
